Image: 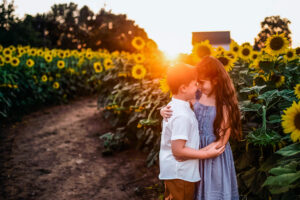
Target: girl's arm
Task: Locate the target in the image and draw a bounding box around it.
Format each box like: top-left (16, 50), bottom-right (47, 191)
top-left (216, 106), bottom-right (231, 148)
top-left (160, 105), bottom-right (173, 122)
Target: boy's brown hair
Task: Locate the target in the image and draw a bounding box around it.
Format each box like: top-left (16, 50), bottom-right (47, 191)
top-left (166, 63), bottom-right (197, 95)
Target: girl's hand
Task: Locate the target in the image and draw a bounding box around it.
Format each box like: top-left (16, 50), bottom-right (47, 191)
top-left (160, 105), bottom-right (173, 122)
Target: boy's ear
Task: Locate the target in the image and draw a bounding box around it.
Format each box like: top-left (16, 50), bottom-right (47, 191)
top-left (178, 84), bottom-right (186, 93)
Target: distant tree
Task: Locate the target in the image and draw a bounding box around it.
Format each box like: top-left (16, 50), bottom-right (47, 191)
top-left (0, 1), bottom-right (150, 52)
top-left (254, 15), bottom-right (291, 50)
top-left (0, 0), bottom-right (16, 30)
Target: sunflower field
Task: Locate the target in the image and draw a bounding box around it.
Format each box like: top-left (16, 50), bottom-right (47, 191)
top-left (1, 32), bottom-right (300, 199)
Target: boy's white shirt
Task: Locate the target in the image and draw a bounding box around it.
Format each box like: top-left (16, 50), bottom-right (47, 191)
top-left (158, 97), bottom-right (201, 182)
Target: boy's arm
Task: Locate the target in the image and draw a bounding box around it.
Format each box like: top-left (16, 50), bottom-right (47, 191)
top-left (171, 140), bottom-right (225, 160)
top-left (170, 115), bottom-right (225, 160)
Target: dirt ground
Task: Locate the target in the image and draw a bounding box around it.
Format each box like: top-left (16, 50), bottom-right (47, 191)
top-left (0, 95), bottom-right (162, 200)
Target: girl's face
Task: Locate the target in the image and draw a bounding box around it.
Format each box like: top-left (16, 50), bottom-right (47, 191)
top-left (198, 78), bottom-right (217, 97)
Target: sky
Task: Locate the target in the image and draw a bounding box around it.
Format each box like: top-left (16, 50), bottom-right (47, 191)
top-left (12, 0), bottom-right (300, 57)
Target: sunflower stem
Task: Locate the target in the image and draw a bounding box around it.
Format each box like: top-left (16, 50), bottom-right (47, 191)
top-left (262, 105), bottom-right (267, 132)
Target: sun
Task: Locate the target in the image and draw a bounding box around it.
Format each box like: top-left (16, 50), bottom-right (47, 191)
top-left (163, 51), bottom-right (180, 62)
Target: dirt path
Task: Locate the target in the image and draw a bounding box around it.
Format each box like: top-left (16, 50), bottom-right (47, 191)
top-left (0, 95), bottom-right (161, 200)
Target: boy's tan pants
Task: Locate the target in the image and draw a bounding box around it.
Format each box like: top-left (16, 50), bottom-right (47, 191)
top-left (164, 179), bottom-right (195, 200)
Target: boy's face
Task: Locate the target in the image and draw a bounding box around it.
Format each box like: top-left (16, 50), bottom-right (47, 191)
top-left (182, 79), bottom-right (198, 100)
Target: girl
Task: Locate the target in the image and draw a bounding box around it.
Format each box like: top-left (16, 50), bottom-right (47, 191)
top-left (160, 56), bottom-right (241, 200)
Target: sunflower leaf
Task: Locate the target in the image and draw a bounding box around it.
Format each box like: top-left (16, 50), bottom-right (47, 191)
top-left (275, 143), bottom-right (300, 157)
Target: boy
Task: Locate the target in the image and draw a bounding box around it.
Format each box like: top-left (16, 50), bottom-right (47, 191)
top-left (158, 63), bottom-right (225, 200)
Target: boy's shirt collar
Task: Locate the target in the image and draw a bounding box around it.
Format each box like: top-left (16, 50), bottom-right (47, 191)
top-left (171, 97), bottom-right (191, 109)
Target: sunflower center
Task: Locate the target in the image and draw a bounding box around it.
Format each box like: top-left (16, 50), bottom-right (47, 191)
top-left (296, 48), bottom-right (300, 55)
top-left (218, 57), bottom-right (229, 66)
top-left (12, 59), bottom-right (17, 64)
top-left (233, 47), bottom-right (238, 52)
top-left (227, 53), bottom-right (234, 58)
top-left (270, 37), bottom-right (284, 51)
top-left (271, 74), bottom-right (281, 83)
top-left (242, 48), bottom-right (250, 56)
top-left (252, 54), bottom-right (258, 59)
top-left (287, 51), bottom-right (293, 58)
top-left (136, 40), bottom-right (142, 46)
top-left (295, 113), bottom-right (300, 130)
top-left (136, 69), bottom-right (142, 75)
top-left (196, 46), bottom-right (211, 58)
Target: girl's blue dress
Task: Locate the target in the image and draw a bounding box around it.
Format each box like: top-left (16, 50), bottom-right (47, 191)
top-left (194, 90), bottom-right (239, 200)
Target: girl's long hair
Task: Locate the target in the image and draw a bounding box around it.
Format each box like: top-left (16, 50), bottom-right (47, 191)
top-left (196, 56), bottom-right (242, 141)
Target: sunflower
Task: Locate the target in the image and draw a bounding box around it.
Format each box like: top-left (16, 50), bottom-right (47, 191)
top-left (67, 68), bottom-right (75, 74)
top-left (270, 73), bottom-right (285, 88)
top-left (134, 53), bottom-right (145, 63)
top-left (28, 49), bottom-right (37, 56)
top-left (86, 52), bottom-right (93, 60)
top-left (26, 59), bottom-right (35, 67)
top-left (53, 82), bottom-right (60, 89)
top-left (8, 45), bottom-right (15, 52)
top-left (294, 84), bottom-right (300, 99)
top-left (44, 54), bottom-right (53, 63)
top-left (248, 94), bottom-right (263, 104)
top-left (251, 51), bottom-right (260, 61)
top-left (251, 53), bottom-right (274, 70)
top-left (3, 48), bottom-right (12, 56)
top-left (57, 50), bottom-right (65, 59)
top-left (37, 49), bottom-right (44, 57)
top-left (10, 57), bottom-right (20, 67)
top-left (41, 75), bottom-right (48, 82)
top-left (241, 42), bottom-right (251, 47)
top-left (265, 33), bottom-right (289, 56)
top-left (0, 56), bottom-right (4, 66)
top-left (253, 73), bottom-right (270, 86)
top-left (225, 51), bottom-right (237, 62)
top-left (64, 50), bottom-right (71, 58)
top-left (159, 78), bottom-right (170, 93)
top-left (146, 40), bottom-right (158, 50)
top-left (57, 60), bottom-right (65, 69)
top-left (295, 47), bottom-right (300, 56)
top-left (71, 50), bottom-right (79, 57)
top-left (4, 55), bottom-right (11, 64)
top-left (239, 44), bottom-right (252, 61)
top-left (215, 46), bottom-right (225, 56)
top-left (284, 48), bottom-right (297, 62)
top-left (216, 55), bottom-right (234, 72)
top-left (49, 76), bottom-right (53, 82)
top-left (103, 58), bottom-right (114, 70)
top-left (0, 44), bottom-right (3, 52)
top-left (281, 101), bottom-right (300, 142)
top-left (93, 62), bottom-right (103, 73)
top-left (132, 36), bottom-right (145, 50)
top-left (132, 64), bottom-right (146, 79)
top-left (118, 72), bottom-right (128, 77)
top-left (230, 40), bottom-right (240, 55)
top-left (137, 123), bottom-right (142, 128)
top-left (192, 40), bottom-right (214, 61)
